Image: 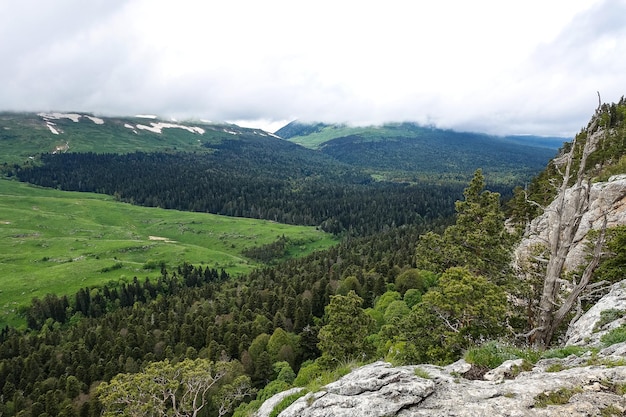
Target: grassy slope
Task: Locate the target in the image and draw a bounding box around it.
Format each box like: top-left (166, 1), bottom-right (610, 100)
top-left (0, 112), bottom-right (256, 164)
top-left (0, 179), bottom-right (336, 328)
top-left (278, 122), bottom-right (565, 150)
top-left (278, 123), bottom-right (561, 188)
top-left (285, 125), bottom-right (378, 149)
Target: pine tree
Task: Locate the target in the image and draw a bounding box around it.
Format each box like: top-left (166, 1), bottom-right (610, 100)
top-left (399, 267), bottom-right (507, 364)
top-left (317, 291), bottom-right (375, 365)
top-left (415, 169), bottom-right (513, 283)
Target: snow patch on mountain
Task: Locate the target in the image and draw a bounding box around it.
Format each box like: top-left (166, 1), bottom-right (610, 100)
top-left (84, 115), bottom-right (104, 124)
top-left (124, 123), bottom-right (138, 134)
top-left (133, 122), bottom-right (205, 134)
top-left (45, 122), bottom-right (60, 135)
top-left (38, 112), bottom-right (105, 126)
top-left (39, 112), bottom-right (82, 122)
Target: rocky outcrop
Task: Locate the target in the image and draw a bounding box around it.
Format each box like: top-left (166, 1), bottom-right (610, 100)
top-left (566, 280), bottom-right (626, 347)
top-left (257, 355), bottom-right (626, 417)
top-left (254, 388), bottom-right (304, 417)
top-left (404, 354), bottom-right (626, 417)
top-left (515, 174), bottom-right (626, 273)
top-left (257, 362), bottom-right (435, 417)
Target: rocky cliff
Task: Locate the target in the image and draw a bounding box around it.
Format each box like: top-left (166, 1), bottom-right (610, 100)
top-left (514, 173), bottom-right (626, 273)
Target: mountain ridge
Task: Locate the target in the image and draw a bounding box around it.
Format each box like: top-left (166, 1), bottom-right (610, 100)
top-left (2, 111), bottom-right (559, 187)
top-left (0, 111), bottom-right (278, 164)
top-left (275, 121), bottom-right (562, 184)
top-left (275, 120), bottom-right (567, 149)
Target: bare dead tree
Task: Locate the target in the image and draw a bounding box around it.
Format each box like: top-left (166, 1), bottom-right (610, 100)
top-left (531, 102), bottom-right (609, 348)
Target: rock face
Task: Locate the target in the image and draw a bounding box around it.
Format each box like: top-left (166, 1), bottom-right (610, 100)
top-left (257, 355), bottom-right (626, 417)
top-left (515, 174), bottom-right (626, 273)
top-left (254, 387), bottom-right (304, 417)
top-left (256, 283), bottom-right (626, 417)
top-left (566, 280), bottom-right (626, 347)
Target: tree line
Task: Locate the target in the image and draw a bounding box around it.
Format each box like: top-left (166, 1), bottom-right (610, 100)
top-left (13, 150), bottom-right (463, 236)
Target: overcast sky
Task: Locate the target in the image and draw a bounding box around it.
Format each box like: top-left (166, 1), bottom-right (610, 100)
top-left (1, 0), bottom-right (625, 136)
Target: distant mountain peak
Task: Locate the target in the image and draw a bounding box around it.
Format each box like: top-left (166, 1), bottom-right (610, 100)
top-left (274, 120), bottom-right (331, 139)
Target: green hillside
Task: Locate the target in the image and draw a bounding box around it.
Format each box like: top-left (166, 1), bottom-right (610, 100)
top-left (276, 121), bottom-right (565, 150)
top-left (0, 179), bottom-right (336, 328)
top-left (0, 112), bottom-right (271, 164)
top-left (276, 121), bottom-right (564, 184)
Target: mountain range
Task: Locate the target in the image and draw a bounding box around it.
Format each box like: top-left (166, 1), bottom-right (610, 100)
top-left (278, 120), bottom-right (564, 184)
top-left (1, 112), bottom-right (564, 187)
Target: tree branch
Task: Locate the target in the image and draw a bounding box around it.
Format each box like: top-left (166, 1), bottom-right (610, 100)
top-left (433, 308), bottom-right (460, 333)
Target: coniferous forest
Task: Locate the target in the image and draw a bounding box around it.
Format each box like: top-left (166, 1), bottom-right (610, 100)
top-left (12, 150), bottom-right (463, 236)
top-left (1, 99), bottom-right (626, 416)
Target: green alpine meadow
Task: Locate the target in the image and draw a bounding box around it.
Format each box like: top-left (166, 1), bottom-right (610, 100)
top-left (0, 178), bottom-right (336, 328)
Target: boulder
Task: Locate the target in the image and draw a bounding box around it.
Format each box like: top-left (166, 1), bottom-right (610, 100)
top-left (257, 361), bottom-right (435, 417)
top-left (483, 358), bottom-right (525, 382)
top-left (254, 387), bottom-right (304, 417)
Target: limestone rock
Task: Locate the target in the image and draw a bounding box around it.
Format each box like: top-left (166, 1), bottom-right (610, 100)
top-left (258, 355), bottom-right (626, 417)
top-left (483, 358), bottom-right (525, 381)
top-left (601, 341), bottom-right (626, 356)
top-left (515, 174), bottom-right (626, 274)
top-left (254, 387), bottom-right (304, 417)
top-left (566, 280), bottom-right (626, 347)
top-left (259, 361), bottom-right (435, 417)
top-left (400, 365), bottom-right (626, 417)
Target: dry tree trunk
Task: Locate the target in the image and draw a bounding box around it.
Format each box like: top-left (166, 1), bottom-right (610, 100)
top-left (532, 102), bottom-right (607, 348)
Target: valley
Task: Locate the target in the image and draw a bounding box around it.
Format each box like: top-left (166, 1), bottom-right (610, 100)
top-left (0, 179), bottom-right (335, 328)
top-left (1, 100), bottom-right (625, 417)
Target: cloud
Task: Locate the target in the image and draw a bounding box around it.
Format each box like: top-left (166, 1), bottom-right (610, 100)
top-left (0, 0), bottom-right (624, 136)
top-left (478, 0), bottom-right (626, 135)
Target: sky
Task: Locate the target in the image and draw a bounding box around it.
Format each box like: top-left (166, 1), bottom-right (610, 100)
top-left (1, 0), bottom-right (625, 136)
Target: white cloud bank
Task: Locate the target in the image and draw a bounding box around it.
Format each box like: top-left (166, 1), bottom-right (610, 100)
top-left (1, 0), bottom-right (625, 136)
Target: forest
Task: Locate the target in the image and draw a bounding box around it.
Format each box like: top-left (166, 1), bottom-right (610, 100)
top-left (1, 98), bottom-right (626, 416)
top-left (11, 150), bottom-right (465, 236)
top-left (291, 122), bottom-right (558, 182)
